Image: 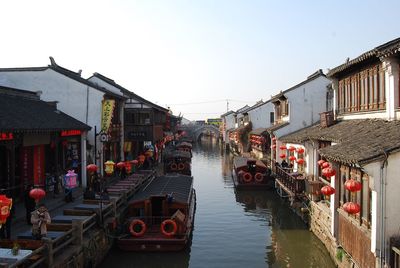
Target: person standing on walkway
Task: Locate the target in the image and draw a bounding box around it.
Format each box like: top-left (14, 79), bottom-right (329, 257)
top-left (31, 203), bottom-right (51, 240)
top-left (24, 185), bottom-right (36, 225)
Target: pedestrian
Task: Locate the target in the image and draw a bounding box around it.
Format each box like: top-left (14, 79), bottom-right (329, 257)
top-left (31, 203), bottom-right (51, 240)
top-left (24, 185), bottom-right (36, 225)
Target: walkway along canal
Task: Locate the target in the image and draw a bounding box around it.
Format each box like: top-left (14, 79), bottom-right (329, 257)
top-left (100, 140), bottom-right (335, 267)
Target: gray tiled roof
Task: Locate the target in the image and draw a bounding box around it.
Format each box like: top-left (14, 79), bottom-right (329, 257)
top-left (0, 89), bottom-right (90, 132)
top-left (132, 175), bottom-right (193, 203)
top-left (280, 119), bottom-right (400, 165)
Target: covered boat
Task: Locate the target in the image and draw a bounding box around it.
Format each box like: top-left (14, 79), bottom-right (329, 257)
top-left (164, 150), bottom-right (192, 176)
top-left (117, 174), bottom-right (196, 251)
top-left (232, 156), bottom-right (274, 189)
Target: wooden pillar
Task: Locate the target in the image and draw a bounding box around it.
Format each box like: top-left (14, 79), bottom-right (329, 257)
top-left (72, 219), bottom-right (83, 245)
top-left (42, 237), bottom-right (54, 267)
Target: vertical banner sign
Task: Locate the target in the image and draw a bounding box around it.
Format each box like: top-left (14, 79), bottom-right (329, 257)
top-left (20, 147), bottom-right (33, 186)
top-left (33, 145), bottom-right (45, 186)
top-left (101, 99), bottom-right (115, 133)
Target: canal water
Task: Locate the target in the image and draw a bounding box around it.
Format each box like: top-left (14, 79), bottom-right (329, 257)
top-left (100, 140), bottom-right (335, 268)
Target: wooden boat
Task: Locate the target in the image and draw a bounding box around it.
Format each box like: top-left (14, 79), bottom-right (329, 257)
top-left (164, 150), bottom-right (192, 176)
top-left (232, 156), bottom-right (274, 189)
top-left (117, 174), bottom-right (196, 251)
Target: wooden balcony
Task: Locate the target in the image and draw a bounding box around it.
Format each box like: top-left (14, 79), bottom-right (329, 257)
top-left (273, 165), bottom-right (305, 198)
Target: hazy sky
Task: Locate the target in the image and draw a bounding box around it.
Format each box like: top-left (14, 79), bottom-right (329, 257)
top-left (1, 0), bottom-right (399, 120)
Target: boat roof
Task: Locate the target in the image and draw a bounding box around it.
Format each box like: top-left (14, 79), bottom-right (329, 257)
top-left (132, 174), bottom-right (193, 203)
top-left (177, 141), bottom-right (193, 148)
top-left (164, 150), bottom-right (192, 160)
top-left (233, 157), bottom-right (267, 169)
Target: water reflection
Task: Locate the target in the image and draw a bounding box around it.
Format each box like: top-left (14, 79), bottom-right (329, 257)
top-left (100, 139), bottom-right (334, 268)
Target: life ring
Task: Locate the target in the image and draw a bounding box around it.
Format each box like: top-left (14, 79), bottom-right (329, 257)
top-left (242, 172), bottom-right (253, 183)
top-left (161, 219), bottom-right (178, 237)
top-left (254, 172), bottom-right (263, 183)
top-left (129, 219), bottom-right (146, 237)
top-left (178, 163), bottom-right (185, 170)
top-left (170, 163), bottom-right (178, 171)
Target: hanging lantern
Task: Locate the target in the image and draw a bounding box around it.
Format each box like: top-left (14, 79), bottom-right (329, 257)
top-left (0, 195), bottom-right (12, 227)
top-left (289, 156), bottom-right (296, 162)
top-left (321, 185), bottom-right (335, 197)
top-left (322, 167), bottom-right (336, 177)
top-left (124, 161), bottom-right (132, 174)
top-left (279, 145), bottom-right (287, 150)
top-left (344, 179), bottom-right (362, 192)
top-left (288, 146), bottom-right (296, 152)
top-left (271, 137), bottom-right (277, 142)
top-left (279, 154), bottom-right (286, 159)
top-left (296, 158), bottom-right (305, 165)
top-left (29, 188), bottom-right (46, 203)
top-left (271, 144), bottom-right (277, 149)
top-left (138, 155), bottom-right (146, 164)
top-left (343, 202), bottom-right (360, 214)
top-left (116, 162), bottom-right (125, 170)
top-left (131, 159), bottom-right (139, 166)
top-left (317, 159), bottom-right (326, 166)
top-left (104, 160), bottom-right (115, 175)
top-left (296, 147), bottom-right (305, 154)
top-left (86, 164), bottom-right (98, 174)
top-left (322, 162), bottom-right (330, 168)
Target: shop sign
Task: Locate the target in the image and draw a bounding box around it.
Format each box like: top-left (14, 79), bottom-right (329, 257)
top-left (61, 130), bottom-right (82, 137)
top-left (101, 99), bottom-right (115, 132)
top-left (0, 132), bottom-right (13, 141)
top-left (20, 147), bottom-right (33, 186)
top-left (128, 131), bottom-right (147, 139)
top-left (33, 145), bottom-right (45, 186)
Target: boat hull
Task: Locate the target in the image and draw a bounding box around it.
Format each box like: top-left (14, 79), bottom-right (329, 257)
top-left (117, 189), bottom-right (196, 252)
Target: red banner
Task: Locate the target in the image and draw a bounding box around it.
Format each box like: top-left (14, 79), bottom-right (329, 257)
top-left (20, 147), bottom-right (33, 186)
top-left (33, 145), bottom-right (45, 186)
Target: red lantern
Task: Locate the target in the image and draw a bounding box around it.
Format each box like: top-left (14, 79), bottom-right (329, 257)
top-left (272, 137), bottom-right (277, 142)
top-left (317, 159), bottom-right (326, 166)
top-left (29, 188), bottom-right (46, 202)
top-left (288, 146), bottom-right (296, 152)
top-left (124, 161), bottom-right (132, 174)
top-left (344, 179), bottom-right (362, 192)
top-left (271, 144), bottom-right (277, 149)
top-left (0, 195), bottom-right (12, 227)
top-left (116, 162), bottom-right (125, 170)
top-left (321, 185), bottom-right (335, 196)
top-left (322, 167), bottom-right (336, 177)
top-left (343, 202), bottom-right (360, 214)
top-left (289, 156), bottom-right (296, 162)
top-left (322, 162), bottom-right (330, 168)
top-left (86, 164), bottom-right (98, 174)
top-left (279, 145), bottom-right (287, 150)
top-left (296, 158), bottom-right (305, 165)
top-left (296, 147), bottom-right (305, 154)
top-left (279, 154), bottom-right (286, 159)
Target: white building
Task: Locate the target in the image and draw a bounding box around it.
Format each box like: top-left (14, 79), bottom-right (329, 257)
top-left (0, 57), bottom-right (126, 186)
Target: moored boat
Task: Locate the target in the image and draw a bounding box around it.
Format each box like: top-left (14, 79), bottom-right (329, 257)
top-left (117, 174), bottom-right (196, 251)
top-left (164, 150), bottom-right (192, 176)
top-left (232, 156), bottom-right (274, 189)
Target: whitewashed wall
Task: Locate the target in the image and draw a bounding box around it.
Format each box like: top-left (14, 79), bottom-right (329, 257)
top-left (247, 102), bottom-right (274, 130)
top-left (275, 76), bottom-right (331, 137)
top-left (363, 151), bottom-right (400, 257)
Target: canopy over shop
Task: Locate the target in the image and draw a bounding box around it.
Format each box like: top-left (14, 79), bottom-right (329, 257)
top-left (0, 87), bottom-right (90, 196)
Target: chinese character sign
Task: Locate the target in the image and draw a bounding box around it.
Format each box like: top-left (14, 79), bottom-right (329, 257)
top-left (101, 100), bottom-right (115, 132)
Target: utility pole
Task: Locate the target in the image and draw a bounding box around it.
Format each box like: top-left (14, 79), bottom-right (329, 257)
top-left (226, 99), bottom-right (229, 112)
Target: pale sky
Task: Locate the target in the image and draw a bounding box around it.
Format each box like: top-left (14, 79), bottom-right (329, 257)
top-left (1, 0), bottom-right (399, 120)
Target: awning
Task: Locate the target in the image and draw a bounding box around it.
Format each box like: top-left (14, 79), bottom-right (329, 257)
top-left (250, 128), bottom-right (267, 136)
